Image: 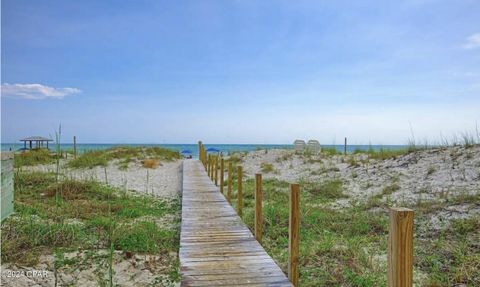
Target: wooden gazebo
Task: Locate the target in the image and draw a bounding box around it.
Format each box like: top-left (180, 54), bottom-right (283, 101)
top-left (20, 136), bottom-right (53, 150)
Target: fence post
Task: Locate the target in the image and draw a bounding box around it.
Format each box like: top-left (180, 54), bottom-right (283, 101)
top-left (203, 145), bottom-right (206, 167)
top-left (214, 155), bottom-right (219, 186)
top-left (237, 166), bottom-right (243, 216)
top-left (206, 154), bottom-right (209, 176)
top-left (289, 183), bottom-right (300, 286)
top-left (388, 208), bottom-right (414, 287)
top-left (344, 137), bottom-right (347, 156)
top-left (208, 155), bottom-right (211, 178)
top-left (73, 136), bottom-right (77, 159)
top-left (210, 155), bottom-right (214, 180)
top-left (255, 173), bottom-right (263, 243)
top-left (227, 162), bottom-right (233, 203)
top-left (220, 158), bottom-right (224, 194)
top-left (198, 141), bottom-right (202, 162)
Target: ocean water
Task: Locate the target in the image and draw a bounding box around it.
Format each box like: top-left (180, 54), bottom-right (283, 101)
top-left (1, 143), bottom-right (407, 158)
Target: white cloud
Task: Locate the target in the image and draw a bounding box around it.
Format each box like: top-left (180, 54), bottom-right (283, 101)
top-left (1, 83), bottom-right (81, 100)
top-left (463, 33), bottom-right (480, 50)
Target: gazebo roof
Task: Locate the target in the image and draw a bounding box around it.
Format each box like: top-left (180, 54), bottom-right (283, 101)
top-left (20, 136), bottom-right (53, 142)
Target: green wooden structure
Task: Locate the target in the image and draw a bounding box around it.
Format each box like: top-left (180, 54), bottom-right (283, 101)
top-left (1, 152), bottom-right (14, 222)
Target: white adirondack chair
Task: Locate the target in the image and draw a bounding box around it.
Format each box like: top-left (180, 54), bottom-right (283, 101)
top-left (293, 140), bottom-right (306, 153)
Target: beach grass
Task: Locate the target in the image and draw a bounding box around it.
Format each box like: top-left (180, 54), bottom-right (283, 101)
top-left (67, 146), bottom-right (180, 169)
top-left (352, 147), bottom-right (412, 160)
top-left (14, 149), bottom-right (56, 167)
top-left (226, 177), bottom-right (480, 286)
top-left (2, 170), bottom-right (180, 282)
top-left (321, 147), bottom-right (342, 156)
top-left (260, 162), bottom-right (275, 173)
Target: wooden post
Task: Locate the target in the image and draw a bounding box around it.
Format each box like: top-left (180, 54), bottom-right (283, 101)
top-left (388, 208), bottom-right (414, 287)
top-left (227, 162), bottom-right (233, 203)
top-left (73, 136), bottom-right (77, 159)
top-left (198, 141), bottom-right (202, 162)
top-left (210, 155), bottom-right (214, 180)
top-left (206, 154), bottom-right (209, 175)
top-left (255, 173), bottom-right (263, 243)
top-left (207, 155), bottom-right (211, 178)
top-left (288, 184), bottom-right (300, 286)
top-left (214, 155), bottom-right (219, 186)
top-left (344, 137), bottom-right (347, 156)
top-left (237, 166), bottom-right (243, 216)
top-left (203, 145), bottom-right (206, 167)
top-left (220, 158), bottom-right (224, 194)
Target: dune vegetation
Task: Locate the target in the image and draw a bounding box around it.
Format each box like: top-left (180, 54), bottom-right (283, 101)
top-left (226, 176), bottom-right (480, 286)
top-left (67, 146), bottom-right (180, 169)
top-left (1, 170), bottom-right (181, 286)
top-left (14, 149), bottom-right (56, 167)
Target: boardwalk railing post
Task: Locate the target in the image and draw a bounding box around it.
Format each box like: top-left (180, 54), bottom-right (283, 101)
top-left (203, 145), bottom-right (206, 168)
top-left (214, 155), bottom-right (219, 186)
top-left (202, 144), bottom-right (207, 170)
top-left (209, 155), bottom-right (212, 179)
top-left (198, 141), bottom-right (202, 162)
top-left (73, 136), bottom-right (77, 159)
top-left (237, 166), bottom-right (243, 216)
top-left (220, 158), bottom-right (224, 194)
top-left (255, 173), bottom-right (263, 243)
top-left (388, 208), bottom-right (414, 287)
top-left (207, 154), bottom-right (210, 177)
top-left (227, 162), bottom-right (233, 203)
top-left (289, 183), bottom-right (300, 286)
top-left (209, 155), bottom-right (213, 179)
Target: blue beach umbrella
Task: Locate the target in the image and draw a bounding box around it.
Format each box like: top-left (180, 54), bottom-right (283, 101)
top-left (181, 150), bottom-right (192, 154)
top-left (206, 147), bottom-right (220, 153)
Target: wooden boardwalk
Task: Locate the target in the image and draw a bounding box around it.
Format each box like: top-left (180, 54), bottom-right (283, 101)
top-left (180, 160), bottom-right (293, 287)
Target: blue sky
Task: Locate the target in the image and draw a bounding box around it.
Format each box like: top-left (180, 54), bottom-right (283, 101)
top-left (1, 0), bottom-right (479, 144)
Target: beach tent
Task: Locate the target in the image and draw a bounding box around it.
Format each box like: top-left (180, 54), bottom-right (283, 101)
top-left (293, 140), bottom-right (306, 152)
top-left (307, 140), bottom-right (321, 153)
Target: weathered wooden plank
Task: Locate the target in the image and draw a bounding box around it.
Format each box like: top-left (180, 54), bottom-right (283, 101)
top-left (180, 160), bottom-right (292, 286)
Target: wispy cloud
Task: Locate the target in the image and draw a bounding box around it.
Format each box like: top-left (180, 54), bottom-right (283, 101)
top-left (463, 33), bottom-right (480, 50)
top-left (1, 83), bottom-right (81, 100)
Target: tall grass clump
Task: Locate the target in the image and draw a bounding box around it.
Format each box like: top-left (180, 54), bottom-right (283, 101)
top-left (14, 149), bottom-right (55, 167)
top-left (260, 162), bottom-right (275, 173)
top-left (142, 159), bottom-right (159, 169)
top-left (67, 150), bottom-right (108, 168)
top-left (321, 147), bottom-right (341, 156)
